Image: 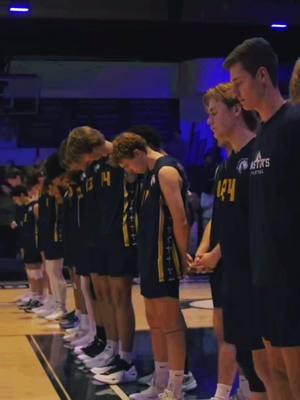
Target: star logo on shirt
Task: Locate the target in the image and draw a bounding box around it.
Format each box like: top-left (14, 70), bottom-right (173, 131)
top-left (236, 158), bottom-right (249, 174)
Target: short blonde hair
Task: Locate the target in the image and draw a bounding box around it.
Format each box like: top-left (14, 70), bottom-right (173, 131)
top-left (64, 126), bottom-right (105, 166)
top-left (289, 58), bottom-right (300, 105)
top-left (203, 82), bottom-right (258, 131)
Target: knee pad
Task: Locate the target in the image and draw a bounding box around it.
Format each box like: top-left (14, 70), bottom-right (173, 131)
top-left (236, 348), bottom-right (265, 393)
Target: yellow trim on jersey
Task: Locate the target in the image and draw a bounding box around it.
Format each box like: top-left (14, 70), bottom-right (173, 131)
top-left (158, 201), bottom-right (165, 283)
top-left (172, 244), bottom-right (181, 279)
top-left (123, 180), bottom-right (130, 247)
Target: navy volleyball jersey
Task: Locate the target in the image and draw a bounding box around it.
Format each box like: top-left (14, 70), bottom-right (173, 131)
top-left (249, 102), bottom-right (300, 287)
top-left (138, 155), bottom-right (188, 283)
top-left (22, 201), bottom-right (39, 252)
top-left (215, 139), bottom-right (255, 295)
top-left (37, 193), bottom-right (52, 251)
top-left (98, 157), bottom-right (140, 247)
top-left (63, 183), bottom-right (84, 263)
top-left (82, 160), bottom-right (102, 247)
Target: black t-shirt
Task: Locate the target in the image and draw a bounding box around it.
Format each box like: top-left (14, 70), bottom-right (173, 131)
top-left (210, 163), bottom-right (226, 249)
top-left (215, 139), bottom-right (255, 295)
top-left (38, 193), bottom-right (52, 250)
top-left (249, 102), bottom-right (300, 287)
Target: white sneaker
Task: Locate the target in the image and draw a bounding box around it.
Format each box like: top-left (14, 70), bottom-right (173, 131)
top-left (159, 389), bottom-right (184, 400)
top-left (129, 385), bottom-right (163, 400)
top-left (94, 359), bottom-right (138, 384)
top-left (84, 349), bottom-right (115, 369)
top-left (65, 326), bottom-right (80, 335)
top-left (91, 355), bottom-right (121, 375)
top-left (63, 329), bottom-right (87, 342)
top-left (70, 333), bottom-right (94, 348)
top-left (138, 372), bottom-right (197, 393)
top-left (16, 294), bottom-right (32, 305)
top-left (45, 309), bottom-right (66, 321)
top-left (77, 353), bottom-right (92, 361)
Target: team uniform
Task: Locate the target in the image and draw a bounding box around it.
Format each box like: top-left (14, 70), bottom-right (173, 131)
top-left (95, 158), bottom-right (139, 277)
top-left (209, 164), bottom-right (225, 308)
top-left (21, 201), bottom-right (41, 264)
top-left (43, 195), bottom-right (64, 260)
top-left (63, 182), bottom-right (83, 268)
top-left (249, 102), bottom-right (300, 347)
top-left (76, 161), bottom-right (102, 276)
top-left (138, 155), bottom-right (187, 299)
top-left (214, 138), bottom-right (263, 350)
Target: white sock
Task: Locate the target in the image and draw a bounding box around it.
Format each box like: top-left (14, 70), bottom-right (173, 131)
top-left (238, 375), bottom-right (251, 397)
top-left (154, 361), bottom-right (169, 389)
top-left (80, 314), bottom-right (89, 331)
top-left (106, 340), bottom-right (118, 355)
top-left (120, 351), bottom-right (133, 363)
top-left (168, 370), bottom-right (184, 398)
top-left (214, 383), bottom-right (231, 400)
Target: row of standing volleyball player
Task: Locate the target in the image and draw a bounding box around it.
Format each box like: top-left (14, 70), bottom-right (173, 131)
top-left (9, 39), bottom-right (300, 400)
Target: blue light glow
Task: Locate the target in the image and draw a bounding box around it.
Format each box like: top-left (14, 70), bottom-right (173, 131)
top-left (9, 7), bottom-right (29, 12)
top-left (271, 23), bottom-right (287, 29)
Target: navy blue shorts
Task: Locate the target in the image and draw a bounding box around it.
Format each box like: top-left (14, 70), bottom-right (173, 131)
top-left (95, 236), bottom-right (137, 277)
top-left (254, 285), bottom-right (300, 347)
top-left (209, 261), bottom-right (223, 308)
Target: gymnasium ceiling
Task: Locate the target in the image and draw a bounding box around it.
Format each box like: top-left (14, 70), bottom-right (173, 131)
top-left (0, 0), bottom-right (299, 63)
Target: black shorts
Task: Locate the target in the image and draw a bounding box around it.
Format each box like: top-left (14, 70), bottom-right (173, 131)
top-left (209, 261), bottom-right (223, 308)
top-left (254, 285), bottom-right (300, 347)
top-left (23, 248), bottom-right (42, 264)
top-left (95, 236), bottom-right (137, 277)
top-left (44, 242), bottom-right (64, 260)
top-left (141, 277), bottom-right (180, 299)
top-left (223, 290), bottom-right (264, 351)
top-left (75, 246), bottom-right (98, 277)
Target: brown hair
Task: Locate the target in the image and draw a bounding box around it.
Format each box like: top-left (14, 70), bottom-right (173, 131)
top-left (203, 82), bottom-right (258, 131)
top-left (64, 126), bottom-right (105, 166)
top-left (289, 58), bottom-right (300, 105)
top-left (223, 37), bottom-right (278, 87)
top-left (112, 133), bottom-right (147, 165)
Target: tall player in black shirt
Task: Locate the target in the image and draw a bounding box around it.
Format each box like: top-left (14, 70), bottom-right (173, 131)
top-left (224, 37), bottom-right (300, 400)
top-left (193, 83), bottom-right (269, 400)
top-left (112, 133), bottom-right (189, 400)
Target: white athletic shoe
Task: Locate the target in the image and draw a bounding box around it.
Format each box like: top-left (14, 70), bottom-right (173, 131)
top-left (45, 309), bottom-right (66, 321)
top-left (93, 359), bottom-right (138, 384)
top-left (84, 348), bottom-right (115, 369)
top-left (129, 385), bottom-right (163, 400)
top-left (63, 330), bottom-right (86, 342)
top-left (138, 372), bottom-right (197, 392)
top-left (16, 294), bottom-right (32, 305)
top-left (159, 389), bottom-right (184, 400)
top-left (69, 333), bottom-right (94, 348)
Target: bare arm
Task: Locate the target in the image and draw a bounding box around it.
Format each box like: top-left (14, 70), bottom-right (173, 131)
top-left (195, 220), bottom-right (212, 256)
top-left (158, 166), bottom-right (189, 267)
